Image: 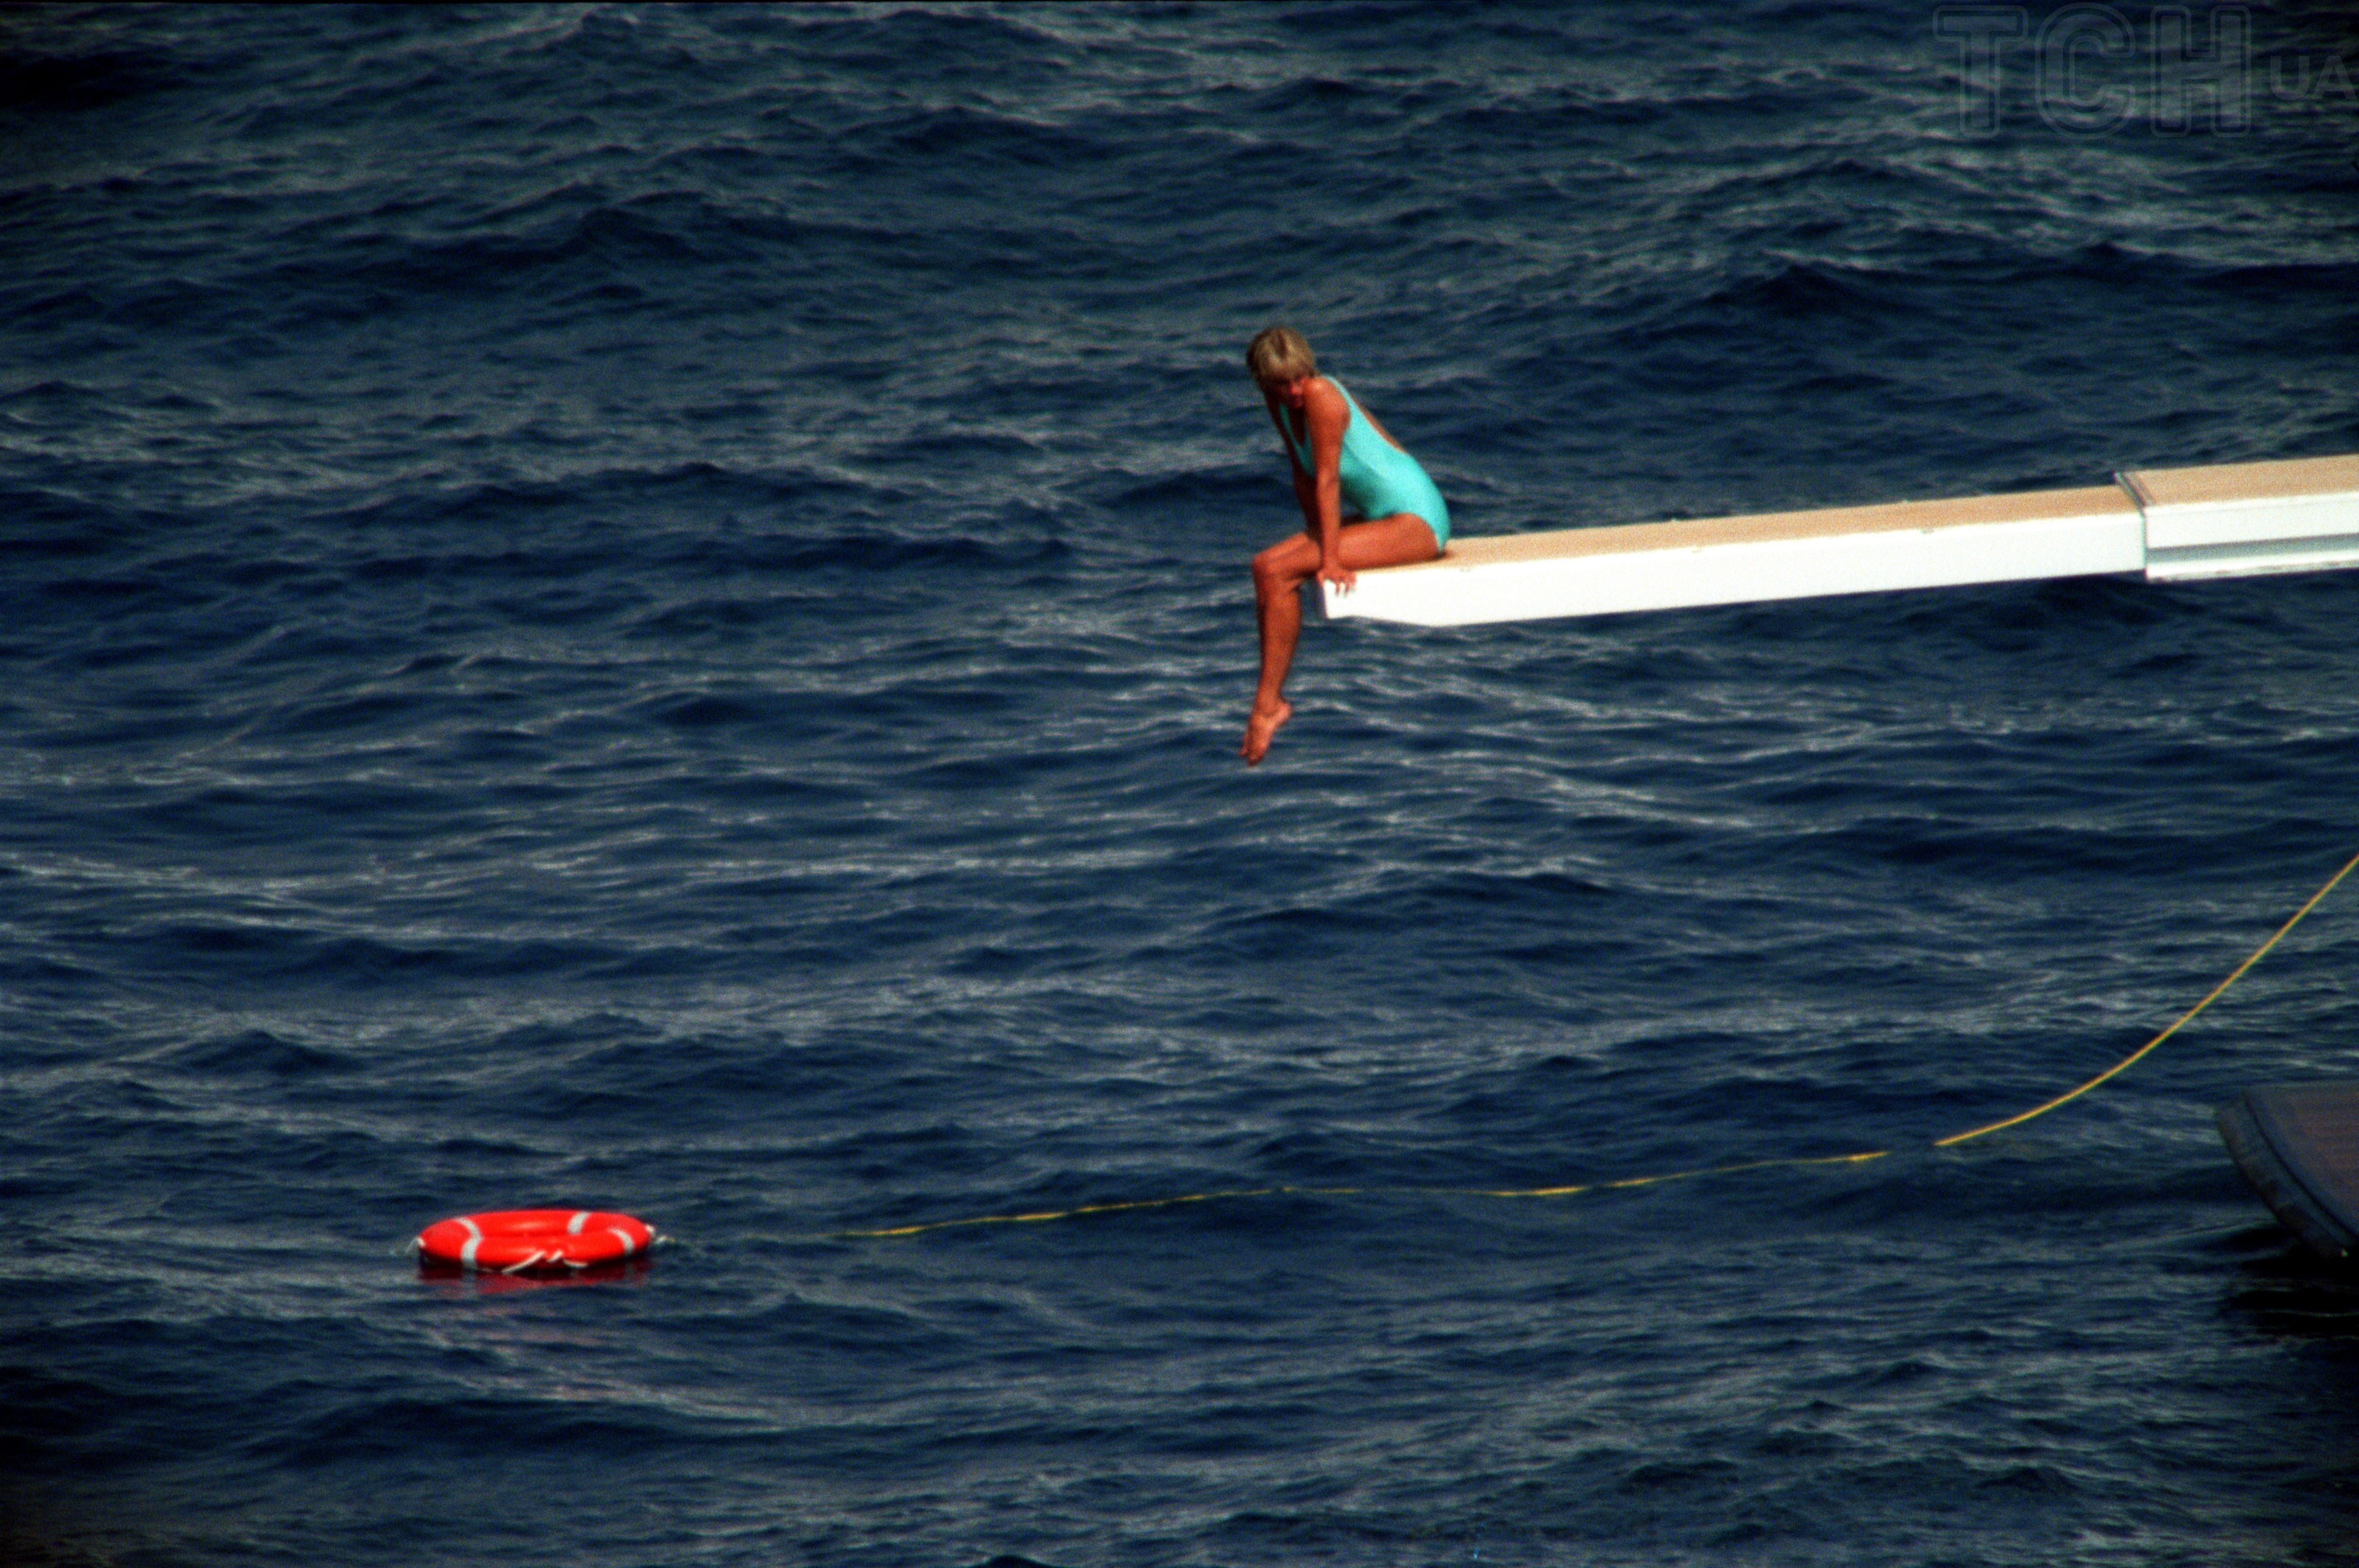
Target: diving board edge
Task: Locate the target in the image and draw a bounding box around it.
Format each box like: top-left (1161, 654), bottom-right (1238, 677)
top-left (1320, 452), bottom-right (2359, 628)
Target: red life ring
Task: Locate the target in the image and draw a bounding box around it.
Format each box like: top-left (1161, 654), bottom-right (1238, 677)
top-left (415, 1209), bottom-right (657, 1274)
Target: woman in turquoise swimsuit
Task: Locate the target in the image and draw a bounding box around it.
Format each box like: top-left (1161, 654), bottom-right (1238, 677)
top-left (1241, 325), bottom-right (1450, 764)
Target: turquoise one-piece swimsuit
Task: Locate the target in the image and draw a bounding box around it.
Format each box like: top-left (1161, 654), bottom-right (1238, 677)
top-left (1280, 378), bottom-right (1451, 546)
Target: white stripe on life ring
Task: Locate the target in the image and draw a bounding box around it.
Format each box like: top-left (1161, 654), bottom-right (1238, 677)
top-left (567, 1211), bottom-right (591, 1235)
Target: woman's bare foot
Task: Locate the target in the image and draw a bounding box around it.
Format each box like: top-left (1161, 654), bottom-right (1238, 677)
top-left (1241, 699), bottom-right (1292, 764)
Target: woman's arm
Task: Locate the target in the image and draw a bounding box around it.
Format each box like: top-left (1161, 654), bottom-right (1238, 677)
top-left (1262, 378), bottom-right (1354, 586)
top-left (1298, 379), bottom-right (1352, 588)
top-left (1265, 392), bottom-right (1316, 527)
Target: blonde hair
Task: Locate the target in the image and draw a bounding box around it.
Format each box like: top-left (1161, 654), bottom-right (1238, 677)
top-left (1245, 325), bottom-right (1317, 387)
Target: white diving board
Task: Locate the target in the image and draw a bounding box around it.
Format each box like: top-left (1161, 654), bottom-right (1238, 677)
top-left (1320, 452), bottom-right (2359, 628)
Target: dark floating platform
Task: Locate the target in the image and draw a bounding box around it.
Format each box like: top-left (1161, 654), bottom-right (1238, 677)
top-left (2218, 1082), bottom-right (2359, 1260)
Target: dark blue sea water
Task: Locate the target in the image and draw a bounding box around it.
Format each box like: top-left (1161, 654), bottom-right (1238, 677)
top-left (6, 3), bottom-right (2359, 1563)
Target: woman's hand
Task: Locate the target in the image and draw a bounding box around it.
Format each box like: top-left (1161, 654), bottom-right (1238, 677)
top-left (1318, 559), bottom-right (1357, 593)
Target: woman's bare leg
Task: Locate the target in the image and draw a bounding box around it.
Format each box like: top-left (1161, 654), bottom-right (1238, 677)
top-left (1243, 512), bottom-right (1440, 764)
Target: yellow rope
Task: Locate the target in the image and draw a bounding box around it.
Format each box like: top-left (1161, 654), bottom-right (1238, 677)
top-left (841, 1187), bottom-right (1299, 1240)
top-left (836, 1160), bottom-right (1904, 1239)
top-left (1932, 847), bottom-right (2359, 1147)
top-left (839, 850), bottom-right (2359, 1241)
top-left (1463, 1150), bottom-right (1893, 1200)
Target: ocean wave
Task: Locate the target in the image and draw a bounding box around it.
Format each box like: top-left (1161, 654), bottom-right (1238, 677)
top-left (7, 5), bottom-right (2359, 1565)
top-left (0, 44), bottom-right (183, 115)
